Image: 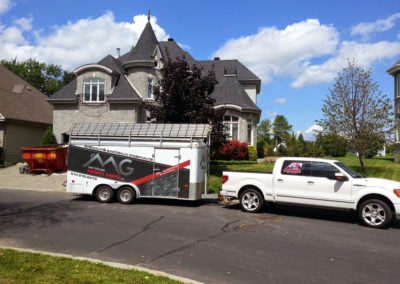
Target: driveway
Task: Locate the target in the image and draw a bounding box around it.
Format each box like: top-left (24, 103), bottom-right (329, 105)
top-left (1, 188), bottom-right (400, 283)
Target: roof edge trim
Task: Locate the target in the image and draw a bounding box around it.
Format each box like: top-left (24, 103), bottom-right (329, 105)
top-left (74, 64), bottom-right (114, 75)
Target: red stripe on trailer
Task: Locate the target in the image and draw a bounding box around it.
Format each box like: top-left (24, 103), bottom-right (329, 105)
top-left (130, 160), bottom-right (190, 186)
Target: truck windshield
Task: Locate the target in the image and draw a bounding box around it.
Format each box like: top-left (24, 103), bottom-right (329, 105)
top-left (334, 162), bottom-right (364, 178)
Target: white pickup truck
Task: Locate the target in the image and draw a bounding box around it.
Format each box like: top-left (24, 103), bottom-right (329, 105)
top-left (220, 157), bottom-right (400, 228)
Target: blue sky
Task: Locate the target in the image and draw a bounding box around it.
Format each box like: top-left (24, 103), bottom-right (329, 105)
top-left (1, 0), bottom-right (399, 139)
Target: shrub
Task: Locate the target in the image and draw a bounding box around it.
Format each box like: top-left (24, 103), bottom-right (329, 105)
top-left (256, 140), bottom-right (265, 158)
top-left (248, 146), bottom-right (257, 161)
top-left (215, 140), bottom-right (248, 160)
top-left (41, 126), bottom-right (57, 145)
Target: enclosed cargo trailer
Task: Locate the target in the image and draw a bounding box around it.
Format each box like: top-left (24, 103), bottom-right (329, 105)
top-left (66, 123), bottom-right (210, 204)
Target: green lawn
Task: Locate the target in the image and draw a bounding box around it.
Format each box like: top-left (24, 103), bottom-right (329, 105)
top-left (208, 155), bottom-right (400, 193)
top-left (0, 249), bottom-right (181, 284)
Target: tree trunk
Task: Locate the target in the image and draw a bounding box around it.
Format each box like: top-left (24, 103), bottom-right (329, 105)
top-left (358, 153), bottom-right (365, 173)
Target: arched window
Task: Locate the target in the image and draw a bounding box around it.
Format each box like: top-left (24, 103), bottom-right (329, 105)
top-left (223, 115), bottom-right (239, 140)
top-left (83, 78), bottom-right (105, 102)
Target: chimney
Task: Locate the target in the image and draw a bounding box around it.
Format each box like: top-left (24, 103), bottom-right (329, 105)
top-left (116, 48), bottom-right (120, 58)
top-left (168, 38), bottom-right (174, 41)
top-left (214, 57), bottom-right (220, 60)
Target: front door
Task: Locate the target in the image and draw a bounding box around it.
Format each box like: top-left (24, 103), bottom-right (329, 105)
top-left (152, 148), bottom-right (180, 197)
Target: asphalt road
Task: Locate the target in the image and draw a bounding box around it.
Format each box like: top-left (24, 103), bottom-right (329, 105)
top-left (1, 189), bottom-right (400, 284)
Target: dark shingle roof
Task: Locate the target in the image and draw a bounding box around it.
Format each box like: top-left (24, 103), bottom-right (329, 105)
top-left (159, 41), bottom-right (196, 64)
top-left (49, 78), bottom-right (77, 100)
top-left (211, 75), bottom-right (260, 112)
top-left (98, 55), bottom-right (125, 74)
top-left (108, 75), bottom-right (140, 100)
top-left (197, 60), bottom-right (261, 82)
top-left (119, 22), bottom-right (159, 64)
top-left (0, 65), bottom-right (53, 124)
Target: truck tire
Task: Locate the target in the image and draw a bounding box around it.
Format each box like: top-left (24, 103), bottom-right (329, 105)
top-left (117, 186), bottom-right (136, 204)
top-left (240, 188), bottom-right (264, 213)
top-left (358, 199), bottom-right (392, 228)
top-left (96, 185), bottom-right (114, 203)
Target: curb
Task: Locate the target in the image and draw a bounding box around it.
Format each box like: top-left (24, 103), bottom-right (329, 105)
top-left (0, 246), bottom-right (203, 284)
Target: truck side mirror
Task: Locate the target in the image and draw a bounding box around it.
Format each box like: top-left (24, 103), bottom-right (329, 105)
top-left (334, 172), bottom-right (348, 182)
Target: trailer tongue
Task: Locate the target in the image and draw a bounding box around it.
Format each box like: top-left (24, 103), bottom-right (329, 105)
top-left (67, 123), bottom-right (211, 204)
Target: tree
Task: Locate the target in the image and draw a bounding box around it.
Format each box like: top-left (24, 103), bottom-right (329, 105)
top-left (41, 126), bottom-right (57, 145)
top-left (317, 60), bottom-right (392, 171)
top-left (273, 115), bottom-right (292, 146)
top-left (1, 58), bottom-right (75, 96)
top-left (315, 133), bottom-right (348, 157)
top-left (257, 119), bottom-right (272, 144)
top-left (144, 55), bottom-right (226, 154)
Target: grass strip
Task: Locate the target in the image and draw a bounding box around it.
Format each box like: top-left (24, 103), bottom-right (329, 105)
top-left (0, 248), bottom-right (182, 284)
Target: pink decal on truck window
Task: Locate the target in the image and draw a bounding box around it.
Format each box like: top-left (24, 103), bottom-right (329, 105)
top-left (283, 162), bottom-right (303, 174)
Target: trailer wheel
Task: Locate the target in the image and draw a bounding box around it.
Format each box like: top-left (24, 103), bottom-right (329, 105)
top-left (96, 185), bottom-right (114, 203)
top-left (117, 186), bottom-right (136, 204)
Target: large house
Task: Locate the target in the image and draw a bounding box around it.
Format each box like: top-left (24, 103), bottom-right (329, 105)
top-left (48, 15), bottom-right (261, 145)
top-left (387, 59), bottom-right (400, 161)
top-left (0, 65), bottom-right (53, 163)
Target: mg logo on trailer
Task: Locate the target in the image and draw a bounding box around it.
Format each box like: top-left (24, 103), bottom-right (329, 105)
top-left (83, 154), bottom-right (134, 176)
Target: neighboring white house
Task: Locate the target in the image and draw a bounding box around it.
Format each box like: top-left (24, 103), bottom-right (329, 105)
top-left (387, 59), bottom-right (400, 162)
top-left (48, 15), bottom-right (261, 145)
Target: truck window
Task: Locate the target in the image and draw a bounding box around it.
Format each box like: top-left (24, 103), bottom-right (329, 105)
top-left (281, 160), bottom-right (310, 176)
top-left (311, 162), bottom-right (339, 178)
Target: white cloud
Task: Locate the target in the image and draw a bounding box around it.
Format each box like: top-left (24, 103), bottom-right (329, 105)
top-left (0, 12), bottom-right (169, 70)
top-left (351, 13), bottom-right (400, 39)
top-left (265, 111), bottom-right (278, 118)
top-left (273, 97), bottom-right (287, 104)
top-left (292, 40), bottom-right (400, 87)
top-left (0, 0), bottom-right (12, 14)
top-left (214, 17), bottom-right (400, 88)
top-left (13, 17), bottom-right (33, 31)
top-left (305, 124), bottom-right (323, 134)
top-left (213, 19), bottom-right (339, 84)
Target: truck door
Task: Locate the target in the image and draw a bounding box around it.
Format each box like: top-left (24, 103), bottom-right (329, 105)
top-left (153, 148), bottom-right (180, 197)
top-left (274, 160), bottom-right (310, 204)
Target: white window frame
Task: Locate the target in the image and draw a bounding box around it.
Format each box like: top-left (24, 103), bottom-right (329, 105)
top-left (397, 74), bottom-right (400, 98)
top-left (223, 115), bottom-right (239, 140)
top-left (83, 78), bottom-right (105, 103)
top-left (247, 118), bottom-right (253, 145)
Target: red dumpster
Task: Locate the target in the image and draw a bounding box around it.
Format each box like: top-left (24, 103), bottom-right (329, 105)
top-left (21, 144), bottom-right (68, 174)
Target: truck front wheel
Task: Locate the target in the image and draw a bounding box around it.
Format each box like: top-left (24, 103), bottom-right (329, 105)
top-left (240, 188), bottom-right (264, 213)
top-left (96, 185), bottom-right (114, 203)
top-left (117, 186), bottom-right (136, 204)
top-left (358, 199), bottom-right (392, 228)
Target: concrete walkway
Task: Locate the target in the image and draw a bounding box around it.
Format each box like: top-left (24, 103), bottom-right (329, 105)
top-left (0, 164), bottom-right (66, 192)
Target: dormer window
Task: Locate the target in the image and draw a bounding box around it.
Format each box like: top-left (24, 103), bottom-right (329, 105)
top-left (83, 78), bottom-right (105, 102)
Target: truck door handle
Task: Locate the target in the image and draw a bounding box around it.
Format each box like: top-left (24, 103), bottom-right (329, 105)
top-left (307, 181), bottom-right (314, 184)
top-left (277, 179), bottom-right (284, 183)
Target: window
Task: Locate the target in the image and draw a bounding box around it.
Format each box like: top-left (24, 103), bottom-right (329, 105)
top-left (247, 118), bottom-right (253, 145)
top-left (397, 115), bottom-right (400, 142)
top-left (310, 162), bottom-right (339, 178)
top-left (223, 115), bottom-right (239, 140)
top-left (147, 78), bottom-right (153, 99)
top-left (83, 78), bottom-right (105, 102)
top-left (281, 160), bottom-right (310, 176)
top-left (397, 74), bottom-right (400, 98)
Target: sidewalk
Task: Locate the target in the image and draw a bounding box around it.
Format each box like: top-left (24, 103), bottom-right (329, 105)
top-left (0, 163), bottom-right (66, 192)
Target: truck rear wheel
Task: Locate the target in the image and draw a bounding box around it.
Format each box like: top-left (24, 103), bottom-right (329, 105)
top-left (358, 199), bottom-right (392, 228)
top-left (240, 188), bottom-right (264, 213)
top-left (117, 186), bottom-right (136, 204)
top-left (96, 185), bottom-right (114, 203)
